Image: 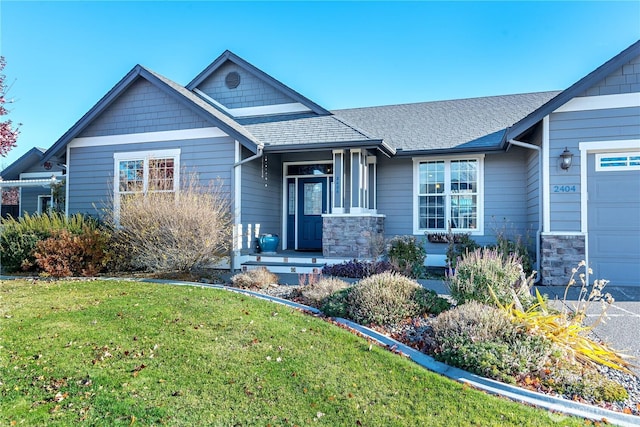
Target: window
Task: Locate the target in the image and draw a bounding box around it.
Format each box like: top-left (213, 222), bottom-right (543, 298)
top-left (596, 152), bottom-right (640, 171)
top-left (414, 157), bottom-right (483, 234)
top-left (38, 195), bottom-right (52, 214)
top-left (114, 149), bottom-right (180, 214)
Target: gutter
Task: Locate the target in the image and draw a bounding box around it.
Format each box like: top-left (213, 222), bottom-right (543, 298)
top-left (229, 145), bottom-right (264, 271)
top-left (263, 139), bottom-right (396, 158)
top-left (394, 145), bottom-right (505, 157)
top-left (508, 138), bottom-right (542, 281)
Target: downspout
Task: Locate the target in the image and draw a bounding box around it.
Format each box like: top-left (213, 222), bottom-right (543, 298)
top-left (229, 144), bottom-right (264, 271)
top-left (508, 138), bottom-right (542, 282)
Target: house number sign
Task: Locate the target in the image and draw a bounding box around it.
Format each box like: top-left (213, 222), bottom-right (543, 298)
top-left (552, 185), bottom-right (577, 193)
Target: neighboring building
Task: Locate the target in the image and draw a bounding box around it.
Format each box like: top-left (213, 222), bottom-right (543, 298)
top-left (0, 147), bottom-right (65, 217)
top-left (2, 41), bottom-right (638, 286)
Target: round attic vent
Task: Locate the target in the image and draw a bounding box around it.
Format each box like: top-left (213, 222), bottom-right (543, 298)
top-left (225, 71), bottom-right (241, 89)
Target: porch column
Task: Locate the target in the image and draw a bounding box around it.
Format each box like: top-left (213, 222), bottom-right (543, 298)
top-left (367, 155), bottom-right (377, 212)
top-left (332, 149), bottom-right (345, 213)
top-left (350, 149), bottom-right (365, 213)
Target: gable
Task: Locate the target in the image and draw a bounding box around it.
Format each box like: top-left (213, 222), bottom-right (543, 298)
top-left (506, 40), bottom-right (640, 142)
top-left (0, 147), bottom-right (45, 180)
top-left (580, 55), bottom-right (640, 97)
top-left (195, 60), bottom-right (297, 110)
top-left (187, 50), bottom-right (330, 117)
top-left (80, 78), bottom-right (210, 138)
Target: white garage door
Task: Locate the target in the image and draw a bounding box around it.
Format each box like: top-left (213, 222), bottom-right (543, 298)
top-left (587, 152), bottom-right (640, 287)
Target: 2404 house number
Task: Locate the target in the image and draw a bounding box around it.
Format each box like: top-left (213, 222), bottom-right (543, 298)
top-left (552, 185), bottom-right (577, 193)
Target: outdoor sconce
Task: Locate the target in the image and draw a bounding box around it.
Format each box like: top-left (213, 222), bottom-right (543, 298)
top-left (560, 147), bottom-right (573, 171)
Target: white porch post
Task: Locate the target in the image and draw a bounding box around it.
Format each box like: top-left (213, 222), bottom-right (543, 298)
top-left (350, 149), bottom-right (366, 213)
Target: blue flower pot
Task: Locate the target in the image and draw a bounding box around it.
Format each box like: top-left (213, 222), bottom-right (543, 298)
top-left (258, 234), bottom-right (279, 253)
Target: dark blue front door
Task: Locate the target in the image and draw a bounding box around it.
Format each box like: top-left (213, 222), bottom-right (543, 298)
top-left (297, 177), bottom-right (326, 250)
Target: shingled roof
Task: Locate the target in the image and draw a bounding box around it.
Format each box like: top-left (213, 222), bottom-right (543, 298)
top-left (333, 91), bottom-right (560, 154)
top-left (240, 113), bottom-right (394, 155)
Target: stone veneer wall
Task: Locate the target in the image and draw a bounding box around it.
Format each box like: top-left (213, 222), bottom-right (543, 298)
top-left (540, 234), bottom-right (586, 286)
top-left (322, 215), bottom-right (385, 258)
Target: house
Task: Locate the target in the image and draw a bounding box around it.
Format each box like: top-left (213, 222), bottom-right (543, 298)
top-left (1, 41), bottom-right (639, 286)
top-left (0, 147), bottom-right (65, 217)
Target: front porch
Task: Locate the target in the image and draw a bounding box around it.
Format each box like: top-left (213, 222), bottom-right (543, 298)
top-left (237, 250), bottom-right (353, 275)
top-left (252, 148), bottom-right (387, 260)
top-left (231, 222), bottom-right (370, 274)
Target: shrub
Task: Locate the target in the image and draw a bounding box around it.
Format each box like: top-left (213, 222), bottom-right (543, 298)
top-left (0, 212), bottom-right (101, 273)
top-left (346, 272), bottom-right (449, 326)
top-left (320, 287), bottom-right (353, 318)
top-left (108, 175), bottom-right (232, 273)
top-left (540, 362), bottom-right (629, 403)
top-left (413, 288), bottom-right (452, 316)
top-left (33, 226), bottom-right (111, 277)
top-left (490, 218), bottom-right (534, 275)
top-left (502, 262), bottom-right (632, 374)
top-left (432, 301), bottom-right (552, 383)
top-left (322, 259), bottom-right (393, 279)
top-left (387, 235), bottom-right (426, 279)
top-left (432, 301), bottom-right (514, 344)
top-left (230, 268), bottom-right (278, 289)
top-left (300, 277), bottom-right (351, 308)
top-left (447, 247), bottom-right (533, 307)
top-left (445, 230), bottom-right (479, 269)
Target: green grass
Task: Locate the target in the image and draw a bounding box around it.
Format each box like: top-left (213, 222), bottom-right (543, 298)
top-left (0, 279), bottom-right (586, 426)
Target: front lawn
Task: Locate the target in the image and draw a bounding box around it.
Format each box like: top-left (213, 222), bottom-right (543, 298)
top-left (0, 279), bottom-right (585, 426)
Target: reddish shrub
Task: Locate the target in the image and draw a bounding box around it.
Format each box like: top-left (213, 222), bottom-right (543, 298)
top-left (34, 227), bottom-right (110, 277)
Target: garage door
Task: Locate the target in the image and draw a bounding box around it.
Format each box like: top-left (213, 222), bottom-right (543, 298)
top-left (587, 152), bottom-right (640, 287)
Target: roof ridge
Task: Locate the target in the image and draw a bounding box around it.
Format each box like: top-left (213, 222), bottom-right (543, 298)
top-left (330, 114), bottom-right (379, 140)
top-left (332, 90), bottom-right (563, 112)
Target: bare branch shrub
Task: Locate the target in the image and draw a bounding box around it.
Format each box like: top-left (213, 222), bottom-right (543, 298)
top-left (231, 267), bottom-right (279, 289)
top-left (108, 172), bottom-right (231, 273)
top-left (300, 277), bottom-right (351, 308)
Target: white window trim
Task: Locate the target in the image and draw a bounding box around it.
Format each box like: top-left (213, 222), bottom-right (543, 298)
top-left (412, 155), bottom-right (484, 235)
top-left (37, 195), bottom-right (52, 214)
top-left (71, 127), bottom-right (227, 148)
top-left (113, 148), bottom-right (181, 218)
top-left (553, 92), bottom-right (640, 113)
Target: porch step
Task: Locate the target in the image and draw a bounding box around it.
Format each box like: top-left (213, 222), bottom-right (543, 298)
top-left (241, 261), bottom-right (325, 274)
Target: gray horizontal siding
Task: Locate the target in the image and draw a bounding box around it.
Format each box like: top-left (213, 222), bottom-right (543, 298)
top-left (548, 106), bottom-right (640, 232)
top-left (20, 187), bottom-right (47, 216)
top-left (240, 150), bottom-right (282, 238)
top-left (482, 150), bottom-right (530, 246)
top-left (582, 56), bottom-right (640, 96)
top-left (197, 61), bottom-right (295, 109)
top-left (376, 156), bottom-right (413, 237)
top-left (81, 79), bottom-right (210, 138)
top-left (67, 136), bottom-right (236, 216)
top-left (377, 149), bottom-right (532, 257)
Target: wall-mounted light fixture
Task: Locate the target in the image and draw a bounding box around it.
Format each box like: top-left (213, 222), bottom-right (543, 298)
top-left (560, 147), bottom-right (573, 171)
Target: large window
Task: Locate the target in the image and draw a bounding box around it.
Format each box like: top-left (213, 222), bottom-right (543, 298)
top-left (414, 157), bottom-right (483, 233)
top-left (114, 149), bottom-right (180, 213)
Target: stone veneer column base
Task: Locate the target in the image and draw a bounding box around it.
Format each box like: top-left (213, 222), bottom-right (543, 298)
top-left (322, 214), bottom-right (385, 258)
top-left (540, 233), bottom-right (586, 286)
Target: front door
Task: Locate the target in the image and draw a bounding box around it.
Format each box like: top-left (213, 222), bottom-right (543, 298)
top-left (297, 177), bottom-right (327, 250)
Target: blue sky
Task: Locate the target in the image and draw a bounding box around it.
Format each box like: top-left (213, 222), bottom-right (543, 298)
top-left (1, 1), bottom-right (639, 169)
